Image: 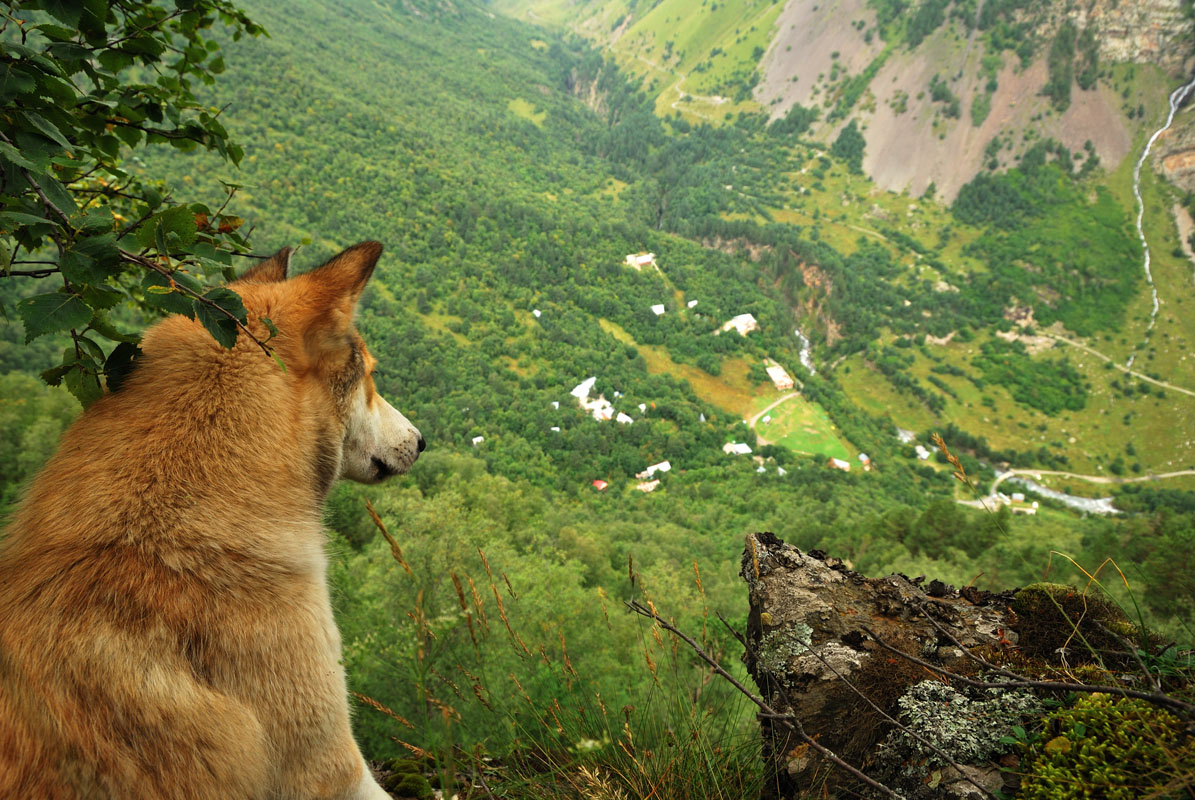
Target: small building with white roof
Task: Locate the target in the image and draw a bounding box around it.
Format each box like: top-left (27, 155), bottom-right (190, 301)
top-left (625, 252), bottom-right (657, 270)
top-left (719, 313), bottom-right (758, 337)
top-left (765, 364), bottom-right (794, 391)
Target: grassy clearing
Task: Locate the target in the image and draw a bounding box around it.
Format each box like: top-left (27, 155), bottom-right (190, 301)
top-left (756, 395), bottom-right (853, 459)
top-left (508, 97), bottom-right (547, 126)
top-left (599, 318), bottom-right (762, 417)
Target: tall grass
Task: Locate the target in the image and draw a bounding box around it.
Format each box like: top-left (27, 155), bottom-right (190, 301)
top-left (353, 504), bottom-right (766, 799)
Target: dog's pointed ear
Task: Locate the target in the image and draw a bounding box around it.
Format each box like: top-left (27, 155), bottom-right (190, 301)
top-left (296, 241), bottom-right (383, 355)
top-left (235, 247), bottom-right (292, 284)
top-left (303, 241), bottom-right (381, 307)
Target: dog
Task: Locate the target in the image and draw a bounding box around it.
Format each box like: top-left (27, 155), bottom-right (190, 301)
top-left (0, 242), bottom-right (420, 799)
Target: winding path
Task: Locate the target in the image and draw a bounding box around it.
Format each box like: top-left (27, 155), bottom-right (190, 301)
top-left (1044, 333), bottom-right (1195, 399)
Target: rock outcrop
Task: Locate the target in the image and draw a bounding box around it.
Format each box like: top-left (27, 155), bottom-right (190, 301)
top-left (739, 533), bottom-right (1156, 799)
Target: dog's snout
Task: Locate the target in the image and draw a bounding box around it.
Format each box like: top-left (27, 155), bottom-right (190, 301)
top-left (416, 435), bottom-right (426, 453)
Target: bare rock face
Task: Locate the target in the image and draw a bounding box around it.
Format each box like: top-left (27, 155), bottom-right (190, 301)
top-left (1054, 0), bottom-right (1195, 76)
top-left (741, 533), bottom-right (1022, 799)
top-left (1154, 112), bottom-right (1195, 194)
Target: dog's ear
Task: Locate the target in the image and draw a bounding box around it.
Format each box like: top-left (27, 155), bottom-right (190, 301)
top-left (235, 247), bottom-right (292, 284)
top-left (295, 241), bottom-right (383, 354)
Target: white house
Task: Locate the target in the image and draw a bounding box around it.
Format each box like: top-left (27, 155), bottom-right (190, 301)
top-left (651, 304), bottom-right (666, 316)
top-left (723, 442), bottom-right (753, 456)
top-left (532, 309), bottom-right (542, 318)
top-left (571, 377), bottom-right (597, 399)
top-left (636, 479), bottom-right (660, 493)
top-left (471, 436), bottom-right (485, 447)
top-left (687, 299), bottom-right (698, 309)
top-left (914, 444), bottom-right (931, 460)
top-left (719, 313), bottom-right (758, 336)
top-left (636, 461), bottom-right (672, 480)
top-left (616, 412), bottom-right (634, 425)
top-left (765, 364), bottom-right (794, 391)
top-left (829, 458), bottom-right (851, 472)
top-left (858, 453), bottom-right (871, 472)
top-left (625, 252), bottom-right (657, 270)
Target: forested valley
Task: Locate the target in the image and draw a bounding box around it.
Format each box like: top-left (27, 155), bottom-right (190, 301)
top-left (2, 0), bottom-right (1194, 794)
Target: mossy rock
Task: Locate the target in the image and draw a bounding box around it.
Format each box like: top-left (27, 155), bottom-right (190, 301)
top-left (1010, 583), bottom-right (1137, 664)
top-left (1019, 693), bottom-right (1194, 800)
top-left (381, 761), bottom-right (433, 799)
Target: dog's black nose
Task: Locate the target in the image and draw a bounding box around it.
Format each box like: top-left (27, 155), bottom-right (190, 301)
top-left (417, 435), bottom-right (426, 453)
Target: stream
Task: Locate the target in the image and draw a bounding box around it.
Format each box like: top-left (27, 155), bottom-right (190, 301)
top-left (793, 328), bottom-right (816, 376)
top-left (1127, 73), bottom-right (1195, 368)
top-left (1005, 477), bottom-right (1119, 516)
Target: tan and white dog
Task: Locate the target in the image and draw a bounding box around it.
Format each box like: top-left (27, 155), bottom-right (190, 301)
top-left (0, 242), bottom-right (420, 799)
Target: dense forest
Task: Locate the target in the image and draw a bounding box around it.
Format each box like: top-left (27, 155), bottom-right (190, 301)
top-left (2, 0), bottom-right (1193, 793)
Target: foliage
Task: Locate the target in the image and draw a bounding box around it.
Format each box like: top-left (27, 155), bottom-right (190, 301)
top-left (0, 0), bottom-right (265, 404)
top-left (830, 120), bottom-right (866, 175)
top-left (905, 0), bottom-right (950, 49)
top-left (953, 142), bottom-right (1139, 336)
top-left (1019, 694), bottom-right (1194, 799)
top-left (768, 102), bottom-right (818, 138)
top-left (1044, 21), bottom-right (1076, 111)
top-left (971, 338), bottom-right (1086, 416)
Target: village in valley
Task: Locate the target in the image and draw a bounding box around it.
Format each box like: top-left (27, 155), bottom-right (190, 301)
top-left (472, 250), bottom-right (957, 496)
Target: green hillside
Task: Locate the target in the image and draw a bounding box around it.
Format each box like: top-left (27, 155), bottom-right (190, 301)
top-left (2, 0), bottom-right (1195, 794)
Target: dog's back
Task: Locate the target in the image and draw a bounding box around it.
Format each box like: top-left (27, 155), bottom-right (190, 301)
top-left (0, 243), bottom-right (419, 800)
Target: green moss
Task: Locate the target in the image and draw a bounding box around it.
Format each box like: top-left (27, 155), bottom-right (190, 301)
top-left (1020, 694), bottom-right (1194, 799)
top-left (383, 759), bottom-right (434, 798)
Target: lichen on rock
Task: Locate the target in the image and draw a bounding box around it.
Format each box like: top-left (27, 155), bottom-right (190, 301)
top-left (872, 680), bottom-right (1042, 797)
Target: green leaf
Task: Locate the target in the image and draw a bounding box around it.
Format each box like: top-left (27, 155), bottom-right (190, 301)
top-left (77, 283), bottom-right (123, 310)
top-left (136, 205), bottom-right (199, 250)
top-left (19, 111), bottom-right (72, 151)
top-left (0, 211), bottom-right (52, 230)
top-left (193, 298), bottom-right (240, 349)
top-left (89, 311), bottom-right (140, 344)
top-left (73, 209), bottom-right (115, 236)
top-left (0, 141), bottom-right (39, 171)
top-left (40, 362), bottom-right (74, 386)
top-left (38, 174), bottom-right (79, 216)
top-left (104, 342), bottom-right (142, 392)
top-left (17, 292), bottom-right (93, 343)
top-left (60, 250), bottom-right (106, 284)
top-left (141, 271), bottom-right (198, 317)
top-left (0, 63), bottom-right (36, 102)
top-left (64, 362), bottom-right (103, 407)
top-left (200, 287), bottom-right (248, 324)
top-left (269, 351), bottom-right (287, 372)
top-left (41, 0), bottom-right (85, 28)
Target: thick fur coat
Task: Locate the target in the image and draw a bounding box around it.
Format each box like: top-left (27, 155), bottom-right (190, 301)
top-left (0, 243), bottom-right (419, 799)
